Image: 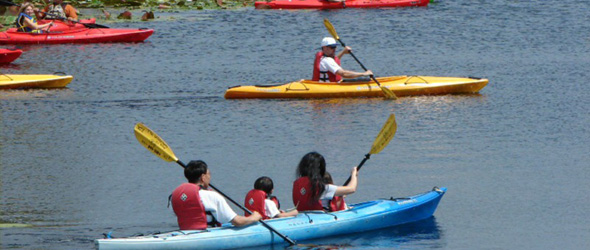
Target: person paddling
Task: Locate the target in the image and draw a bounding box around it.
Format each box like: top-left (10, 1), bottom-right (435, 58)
top-left (38, 0), bottom-right (78, 21)
top-left (312, 37), bottom-right (373, 83)
top-left (16, 3), bottom-right (53, 33)
top-left (244, 176), bottom-right (298, 219)
top-left (170, 160), bottom-right (262, 230)
top-left (292, 152), bottom-right (358, 211)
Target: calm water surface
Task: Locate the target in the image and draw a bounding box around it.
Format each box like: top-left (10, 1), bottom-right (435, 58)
top-left (1, 0), bottom-right (589, 249)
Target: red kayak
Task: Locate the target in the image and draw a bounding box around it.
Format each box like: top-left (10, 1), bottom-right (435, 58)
top-left (255, 0), bottom-right (429, 9)
top-left (0, 48), bottom-right (22, 63)
top-left (38, 18), bottom-right (97, 32)
top-left (0, 28), bottom-right (153, 44)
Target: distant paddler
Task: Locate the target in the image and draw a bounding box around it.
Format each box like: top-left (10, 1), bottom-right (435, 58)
top-left (37, 0), bottom-right (78, 21)
top-left (16, 2), bottom-right (53, 33)
top-left (312, 37), bottom-right (373, 83)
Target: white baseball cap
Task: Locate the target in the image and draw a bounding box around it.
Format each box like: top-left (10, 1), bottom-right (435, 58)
top-left (321, 37), bottom-right (338, 47)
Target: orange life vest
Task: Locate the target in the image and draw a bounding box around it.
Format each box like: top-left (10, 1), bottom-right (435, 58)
top-left (312, 51), bottom-right (342, 82)
top-left (171, 183), bottom-right (207, 230)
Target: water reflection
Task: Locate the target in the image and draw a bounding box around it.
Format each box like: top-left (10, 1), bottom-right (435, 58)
top-left (0, 88), bottom-right (74, 100)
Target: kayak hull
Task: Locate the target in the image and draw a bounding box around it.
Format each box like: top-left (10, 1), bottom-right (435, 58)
top-left (0, 49), bottom-right (23, 63)
top-left (0, 28), bottom-right (153, 44)
top-left (0, 74), bottom-right (73, 89)
top-left (96, 187), bottom-right (446, 250)
top-left (224, 76), bottom-right (488, 99)
top-left (255, 0), bottom-right (429, 9)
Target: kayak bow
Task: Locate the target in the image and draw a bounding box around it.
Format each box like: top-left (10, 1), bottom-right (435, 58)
top-left (0, 74), bottom-right (73, 89)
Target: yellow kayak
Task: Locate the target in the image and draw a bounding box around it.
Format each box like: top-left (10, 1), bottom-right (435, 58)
top-left (225, 76), bottom-right (488, 99)
top-left (0, 74), bottom-right (73, 90)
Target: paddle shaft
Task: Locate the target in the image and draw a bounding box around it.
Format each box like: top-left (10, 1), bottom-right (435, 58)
top-left (343, 153), bottom-right (370, 186)
top-left (174, 160), bottom-right (296, 245)
top-left (336, 39), bottom-right (385, 88)
top-left (43, 13), bottom-right (109, 29)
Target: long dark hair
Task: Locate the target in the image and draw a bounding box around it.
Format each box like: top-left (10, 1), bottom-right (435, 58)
top-left (296, 152), bottom-right (326, 201)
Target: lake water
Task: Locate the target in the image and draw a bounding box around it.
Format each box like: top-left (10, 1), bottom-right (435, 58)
top-left (1, 0), bottom-right (589, 249)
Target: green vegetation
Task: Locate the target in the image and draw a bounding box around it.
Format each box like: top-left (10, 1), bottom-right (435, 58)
top-left (7, 0), bottom-right (254, 9)
top-left (0, 0), bottom-right (255, 28)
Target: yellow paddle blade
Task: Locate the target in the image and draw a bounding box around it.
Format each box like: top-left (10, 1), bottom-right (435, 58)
top-left (323, 18), bottom-right (340, 40)
top-left (380, 86), bottom-right (398, 100)
top-left (369, 114), bottom-right (397, 154)
top-left (134, 123), bottom-right (178, 163)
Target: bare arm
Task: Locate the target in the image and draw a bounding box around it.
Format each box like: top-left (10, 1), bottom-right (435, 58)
top-left (336, 69), bottom-right (373, 79)
top-left (230, 211), bottom-right (262, 227)
top-left (334, 167), bottom-right (358, 196)
top-left (337, 46), bottom-right (352, 59)
top-left (23, 18), bottom-right (52, 30)
top-left (276, 209), bottom-right (298, 218)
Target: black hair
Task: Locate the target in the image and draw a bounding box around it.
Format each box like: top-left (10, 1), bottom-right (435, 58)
top-left (323, 171), bottom-right (334, 185)
top-left (254, 176), bottom-right (274, 195)
top-left (296, 152), bottom-right (326, 201)
top-left (184, 160), bottom-right (208, 183)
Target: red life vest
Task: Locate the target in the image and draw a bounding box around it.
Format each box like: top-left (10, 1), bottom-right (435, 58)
top-left (171, 183), bottom-right (207, 230)
top-left (292, 177), bottom-right (324, 211)
top-left (312, 51), bottom-right (342, 82)
top-left (329, 196), bottom-right (346, 212)
top-left (244, 189), bottom-right (271, 219)
top-left (269, 195), bottom-right (280, 210)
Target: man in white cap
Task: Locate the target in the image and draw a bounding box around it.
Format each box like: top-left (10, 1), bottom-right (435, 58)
top-left (312, 37), bottom-right (373, 83)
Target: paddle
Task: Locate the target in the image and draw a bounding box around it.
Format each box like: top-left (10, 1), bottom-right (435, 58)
top-left (133, 123), bottom-right (297, 246)
top-left (44, 14), bottom-right (110, 29)
top-left (323, 18), bottom-right (398, 100)
top-left (0, 0), bottom-right (109, 29)
top-left (343, 113), bottom-right (397, 186)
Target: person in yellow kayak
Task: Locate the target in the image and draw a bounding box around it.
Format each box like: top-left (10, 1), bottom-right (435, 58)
top-left (292, 152), bottom-right (358, 211)
top-left (244, 176), bottom-right (298, 220)
top-left (312, 37), bottom-right (373, 83)
top-left (170, 160), bottom-right (262, 230)
top-left (16, 2), bottom-right (53, 33)
top-left (38, 0), bottom-right (78, 21)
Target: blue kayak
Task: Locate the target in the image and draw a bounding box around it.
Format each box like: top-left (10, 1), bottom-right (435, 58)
top-left (96, 187), bottom-right (446, 250)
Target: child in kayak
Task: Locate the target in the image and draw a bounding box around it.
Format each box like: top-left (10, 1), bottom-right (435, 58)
top-left (293, 152), bottom-right (358, 211)
top-left (323, 172), bottom-right (348, 211)
top-left (244, 176), bottom-right (298, 219)
top-left (16, 2), bottom-right (53, 33)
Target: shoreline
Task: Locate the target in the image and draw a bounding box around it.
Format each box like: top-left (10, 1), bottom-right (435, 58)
top-left (0, 3), bottom-right (255, 30)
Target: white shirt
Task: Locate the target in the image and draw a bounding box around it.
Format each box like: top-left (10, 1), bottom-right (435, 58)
top-left (199, 189), bottom-right (237, 224)
top-left (264, 199), bottom-right (280, 218)
top-left (319, 184), bottom-right (338, 208)
top-left (319, 56), bottom-right (342, 82)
